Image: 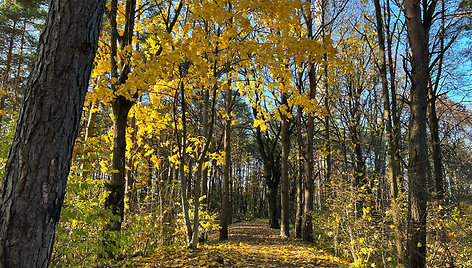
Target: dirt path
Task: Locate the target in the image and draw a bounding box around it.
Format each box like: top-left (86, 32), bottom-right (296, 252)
top-left (129, 219), bottom-right (349, 267)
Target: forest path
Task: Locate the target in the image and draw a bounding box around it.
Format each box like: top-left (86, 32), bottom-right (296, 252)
top-left (130, 219), bottom-right (350, 267)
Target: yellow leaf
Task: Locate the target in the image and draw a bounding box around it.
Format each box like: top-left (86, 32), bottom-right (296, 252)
top-left (448, 232), bottom-right (456, 240)
top-left (144, 149), bottom-right (155, 157)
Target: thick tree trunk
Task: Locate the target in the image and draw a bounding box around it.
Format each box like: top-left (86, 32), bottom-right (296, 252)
top-left (404, 0), bottom-right (435, 266)
top-left (266, 167), bottom-right (281, 229)
top-left (0, 0), bottom-right (105, 266)
top-left (280, 93), bottom-right (290, 238)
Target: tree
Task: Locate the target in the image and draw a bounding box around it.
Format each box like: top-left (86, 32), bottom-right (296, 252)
top-left (302, 0), bottom-right (318, 242)
top-left (220, 81), bottom-right (233, 240)
top-left (404, 0), bottom-right (437, 266)
top-left (372, 0), bottom-right (403, 261)
top-left (279, 92), bottom-right (291, 238)
top-left (102, 0), bottom-right (137, 253)
top-left (0, 0), bottom-right (105, 266)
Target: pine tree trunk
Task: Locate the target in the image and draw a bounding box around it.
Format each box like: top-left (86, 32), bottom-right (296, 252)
top-left (0, 0), bottom-right (105, 266)
top-left (404, 0), bottom-right (435, 266)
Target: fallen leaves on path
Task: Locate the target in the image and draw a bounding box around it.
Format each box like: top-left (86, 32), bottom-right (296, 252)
top-left (128, 219), bottom-right (350, 267)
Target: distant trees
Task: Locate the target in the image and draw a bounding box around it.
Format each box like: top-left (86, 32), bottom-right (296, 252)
top-left (0, 0), bottom-right (45, 124)
top-left (0, 0), bottom-right (470, 267)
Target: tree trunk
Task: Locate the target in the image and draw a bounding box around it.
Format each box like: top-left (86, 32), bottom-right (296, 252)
top-left (191, 83), bottom-right (218, 248)
top-left (295, 105), bottom-right (304, 239)
top-left (429, 0), bottom-right (446, 200)
top-left (266, 167), bottom-right (281, 229)
top-left (404, 0), bottom-right (435, 266)
top-left (280, 93), bottom-right (290, 238)
top-left (373, 0), bottom-right (403, 261)
top-left (103, 0), bottom-right (136, 256)
top-left (303, 62), bottom-right (316, 242)
top-left (220, 87), bottom-right (232, 240)
top-left (84, 100), bottom-right (100, 142)
top-left (201, 88), bottom-right (210, 200)
top-left (104, 97), bottom-right (133, 234)
top-left (0, 0), bottom-right (105, 266)
top-left (429, 96), bottom-right (444, 200)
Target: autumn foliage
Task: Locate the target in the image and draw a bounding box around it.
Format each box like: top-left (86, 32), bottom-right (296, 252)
top-left (0, 0), bottom-right (471, 267)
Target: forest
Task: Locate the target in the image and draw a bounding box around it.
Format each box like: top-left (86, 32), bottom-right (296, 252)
top-left (0, 0), bottom-right (471, 267)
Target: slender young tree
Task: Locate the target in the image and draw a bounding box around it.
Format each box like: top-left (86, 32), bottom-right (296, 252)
top-left (373, 0), bottom-right (403, 262)
top-left (102, 0), bottom-right (137, 254)
top-left (0, 0), bottom-right (105, 266)
top-left (280, 92), bottom-right (290, 238)
top-left (303, 0), bottom-right (317, 240)
top-left (220, 81), bottom-right (233, 240)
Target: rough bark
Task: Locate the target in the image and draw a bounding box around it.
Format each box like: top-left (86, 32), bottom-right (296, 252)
top-left (0, 0), bottom-right (105, 266)
top-left (404, 0), bottom-right (436, 266)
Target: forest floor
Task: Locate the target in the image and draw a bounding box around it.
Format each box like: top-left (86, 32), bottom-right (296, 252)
top-left (127, 219), bottom-right (350, 267)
